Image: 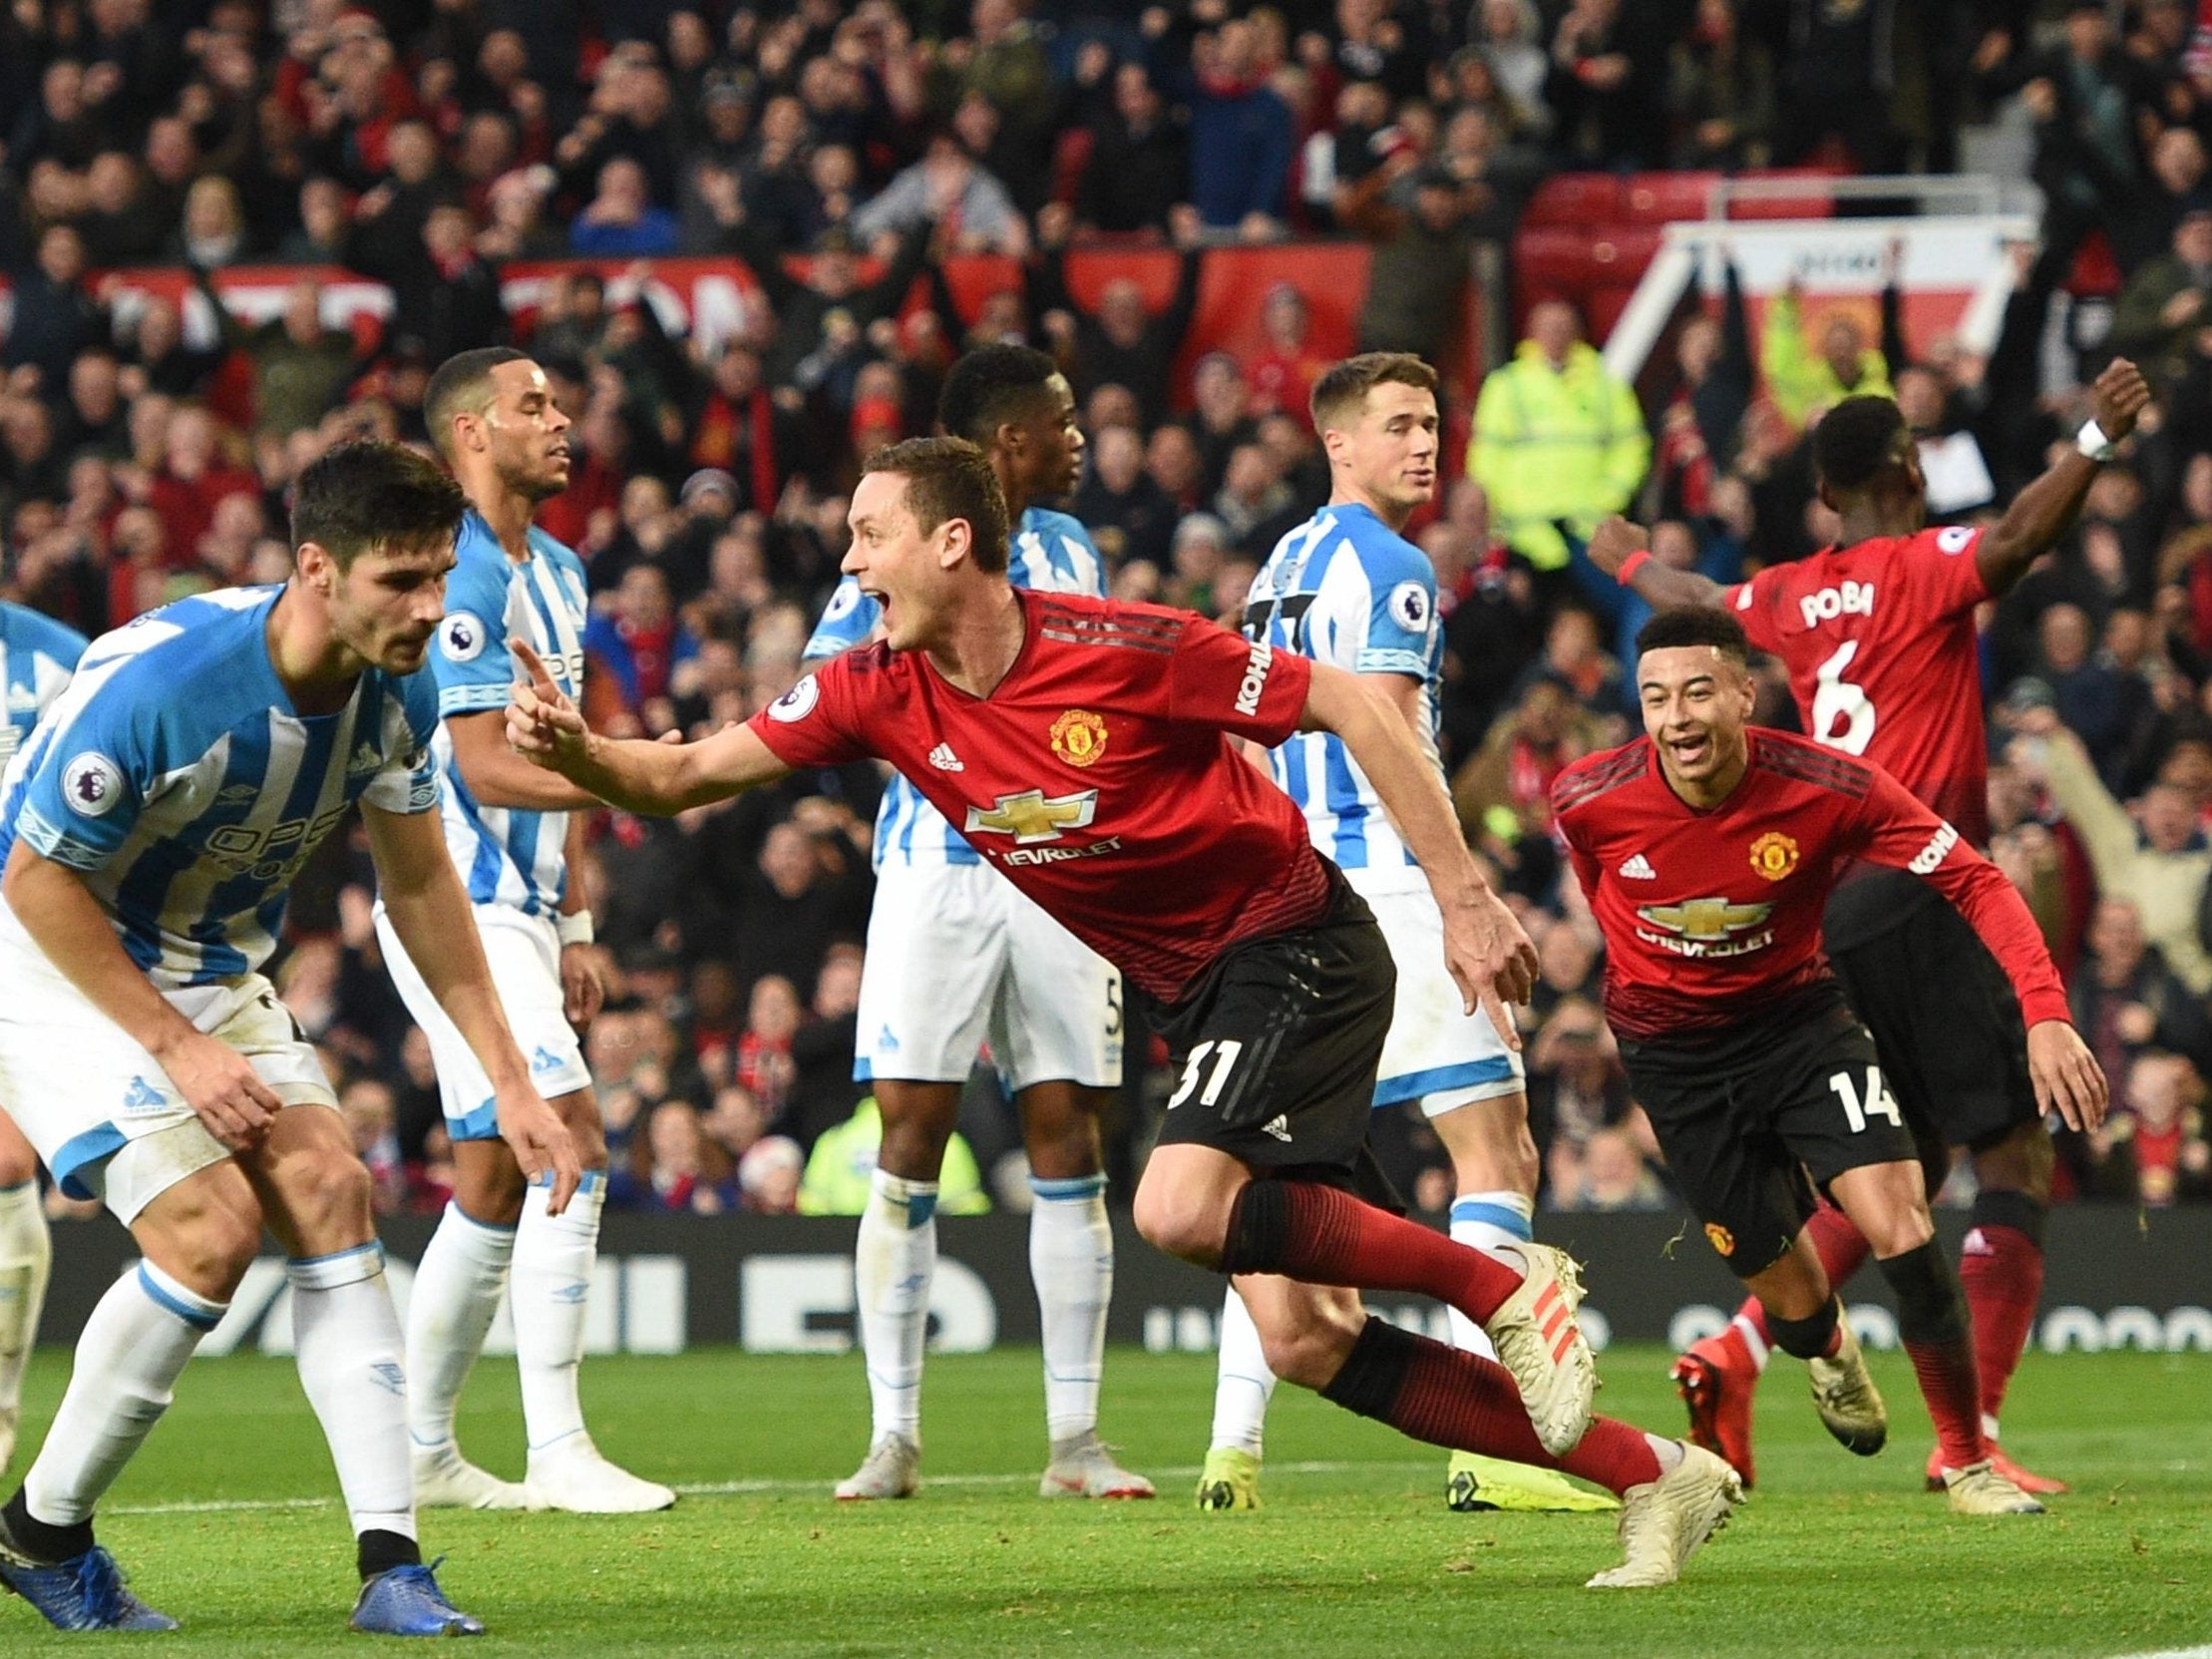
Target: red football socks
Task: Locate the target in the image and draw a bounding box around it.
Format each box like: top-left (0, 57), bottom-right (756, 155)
top-left (1222, 1180), bottom-right (1525, 1325)
top-left (1321, 1317), bottom-right (1662, 1494)
top-left (1960, 1221), bottom-right (2043, 1424)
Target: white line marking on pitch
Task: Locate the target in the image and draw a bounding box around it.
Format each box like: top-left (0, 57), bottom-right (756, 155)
top-left (108, 1459), bottom-right (1432, 1516)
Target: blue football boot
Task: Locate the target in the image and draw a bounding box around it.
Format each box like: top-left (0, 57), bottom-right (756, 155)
top-left (349, 1559), bottom-right (486, 1637)
top-left (0, 1540), bottom-right (180, 1631)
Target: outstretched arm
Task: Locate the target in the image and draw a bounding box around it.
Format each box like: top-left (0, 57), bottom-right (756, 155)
top-left (507, 637), bottom-right (791, 813)
top-left (1300, 663), bottom-right (1535, 1035)
top-left (1974, 358), bottom-right (2151, 598)
top-left (1584, 513), bottom-right (1727, 610)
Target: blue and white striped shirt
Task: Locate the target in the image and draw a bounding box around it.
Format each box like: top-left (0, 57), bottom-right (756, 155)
top-left (0, 587), bottom-right (441, 988)
top-left (0, 601), bottom-right (88, 767)
top-left (424, 509), bottom-right (588, 916)
top-left (804, 506), bottom-right (1107, 869)
top-left (1245, 502), bottom-right (1442, 884)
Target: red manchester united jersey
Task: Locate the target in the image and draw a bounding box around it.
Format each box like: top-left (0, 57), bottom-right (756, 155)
top-left (1725, 525), bottom-right (1992, 847)
top-left (749, 588), bottom-right (1330, 1002)
top-left (1552, 729), bottom-right (2067, 1041)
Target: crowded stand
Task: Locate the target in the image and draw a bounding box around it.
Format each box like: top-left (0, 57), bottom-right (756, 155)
top-left (5, 0), bottom-right (2211, 1228)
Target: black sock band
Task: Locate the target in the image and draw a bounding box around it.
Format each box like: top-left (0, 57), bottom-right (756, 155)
top-left (1766, 1296), bottom-right (1843, 1361)
top-left (2, 1488), bottom-right (94, 1565)
top-left (356, 1528), bottom-right (422, 1581)
top-left (1970, 1188), bottom-right (2046, 1247)
top-left (1219, 1179), bottom-right (1290, 1277)
top-left (1318, 1316), bottom-right (1418, 1419)
top-left (1878, 1240), bottom-right (1970, 1345)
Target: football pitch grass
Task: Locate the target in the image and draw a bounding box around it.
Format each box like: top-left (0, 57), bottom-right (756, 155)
top-left (1, 1345), bottom-right (2205, 1657)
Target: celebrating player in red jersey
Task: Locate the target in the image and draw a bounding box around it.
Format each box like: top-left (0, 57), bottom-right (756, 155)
top-left (1555, 607), bottom-right (2106, 1516)
top-left (1590, 358), bottom-right (2151, 1494)
top-left (509, 437), bottom-right (1747, 1587)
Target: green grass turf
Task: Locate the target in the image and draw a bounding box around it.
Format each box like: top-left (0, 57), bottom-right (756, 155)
top-left (0, 1345), bottom-right (2206, 1657)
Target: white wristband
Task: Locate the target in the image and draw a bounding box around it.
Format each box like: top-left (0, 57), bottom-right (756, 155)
top-left (555, 911), bottom-right (594, 947)
top-left (2076, 419), bottom-right (2118, 462)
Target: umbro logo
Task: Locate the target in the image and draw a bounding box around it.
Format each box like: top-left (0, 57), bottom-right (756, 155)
top-left (1619, 854), bottom-right (1658, 880)
top-left (927, 742), bottom-right (963, 772)
top-left (1260, 1114), bottom-right (1292, 1143)
top-left (217, 783), bottom-right (259, 805)
top-left (346, 738), bottom-right (383, 776)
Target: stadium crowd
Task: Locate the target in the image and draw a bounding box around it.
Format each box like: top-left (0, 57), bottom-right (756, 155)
top-left (6, 0), bottom-right (2212, 1225)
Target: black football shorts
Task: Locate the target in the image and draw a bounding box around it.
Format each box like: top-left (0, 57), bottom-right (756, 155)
top-left (1152, 865), bottom-right (1399, 1205)
top-left (1619, 982), bottom-right (1920, 1277)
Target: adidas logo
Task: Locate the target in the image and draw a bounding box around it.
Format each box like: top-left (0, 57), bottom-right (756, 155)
top-left (1619, 854), bottom-right (1658, 880)
top-left (346, 738), bottom-right (383, 776)
top-left (927, 742), bottom-right (963, 772)
top-left (5, 683), bottom-right (41, 712)
top-left (1260, 1114), bottom-right (1292, 1143)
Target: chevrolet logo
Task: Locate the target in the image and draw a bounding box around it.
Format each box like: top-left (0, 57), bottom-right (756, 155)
top-left (1635, 897), bottom-right (1773, 942)
top-left (964, 788), bottom-right (1099, 845)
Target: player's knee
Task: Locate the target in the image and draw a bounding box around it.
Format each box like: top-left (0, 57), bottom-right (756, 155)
top-left (1855, 1197), bottom-right (1936, 1259)
top-left (0, 1143), bottom-right (37, 1187)
top-left (876, 1116), bottom-right (955, 1181)
top-left (284, 1146), bottom-right (375, 1246)
top-left (1130, 1180), bottom-right (1225, 1265)
top-left (155, 1190), bottom-right (264, 1297)
top-left (1258, 1311), bottom-right (1358, 1391)
top-left (1973, 1122), bottom-right (2053, 1205)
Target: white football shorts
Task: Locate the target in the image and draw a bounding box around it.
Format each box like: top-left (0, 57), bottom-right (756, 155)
top-left (376, 901), bottom-right (592, 1139)
top-left (0, 901), bottom-right (338, 1223)
top-left (855, 861), bottom-right (1123, 1092)
top-left (1354, 875), bottom-right (1526, 1116)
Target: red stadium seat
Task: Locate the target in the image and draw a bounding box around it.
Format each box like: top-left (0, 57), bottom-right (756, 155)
top-left (1623, 172), bottom-right (1721, 224)
top-left (1522, 173), bottom-right (1626, 229)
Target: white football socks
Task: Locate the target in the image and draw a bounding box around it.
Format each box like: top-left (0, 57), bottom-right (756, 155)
top-left (855, 1169), bottom-right (935, 1443)
top-left (514, 1172), bottom-right (604, 1453)
top-left (1446, 1190), bottom-right (1535, 1361)
top-left (23, 1261), bottom-right (223, 1526)
top-left (403, 1201), bottom-right (516, 1453)
top-left (289, 1243), bottom-right (415, 1542)
top-left (1209, 1286), bottom-right (1276, 1455)
top-left (1029, 1175), bottom-right (1112, 1443)
top-left (0, 1181), bottom-right (51, 1424)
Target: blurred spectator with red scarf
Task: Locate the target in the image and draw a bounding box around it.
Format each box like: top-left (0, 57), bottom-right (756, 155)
top-left (585, 562), bottom-right (701, 727)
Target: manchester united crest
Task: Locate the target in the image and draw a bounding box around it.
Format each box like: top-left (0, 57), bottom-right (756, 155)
top-left (1705, 1222), bottom-right (1735, 1257)
top-left (1049, 708), bottom-right (1108, 768)
top-left (1748, 830), bottom-right (1799, 882)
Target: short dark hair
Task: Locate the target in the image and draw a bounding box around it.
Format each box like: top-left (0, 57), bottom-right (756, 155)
top-left (862, 437), bottom-right (1009, 573)
top-left (423, 346), bottom-right (532, 459)
top-left (1635, 605), bottom-right (1749, 663)
top-left (291, 440), bottom-right (466, 571)
top-left (937, 344), bottom-right (1060, 447)
top-left (1309, 351), bottom-right (1439, 434)
top-left (1811, 394), bottom-right (1908, 492)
